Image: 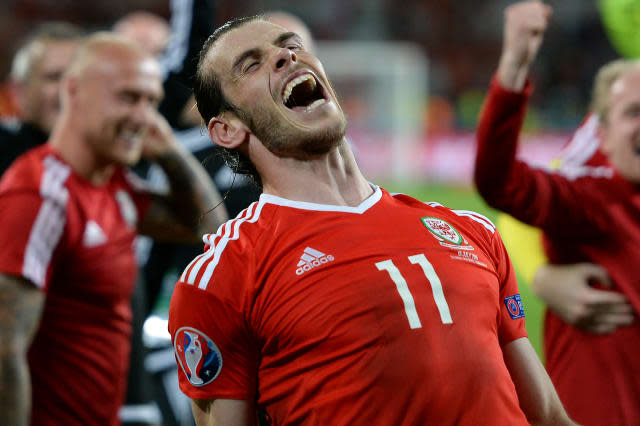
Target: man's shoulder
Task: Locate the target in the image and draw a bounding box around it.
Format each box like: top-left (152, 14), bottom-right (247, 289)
top-left (1, 146), bottom-right (74, 205)
top-left (388, 192), bottom-right (497, 235)
top-left (177, 200), bottom-right (266, 290)
top-left (1, 145), bottom-right (49, 186)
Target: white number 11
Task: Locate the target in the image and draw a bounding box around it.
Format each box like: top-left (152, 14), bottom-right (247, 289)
top-left (375, 253), bottom-right (453, 328)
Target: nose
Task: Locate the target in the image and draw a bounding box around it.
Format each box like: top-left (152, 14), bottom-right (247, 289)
top-left (273, 47), bottom-right (297, 72)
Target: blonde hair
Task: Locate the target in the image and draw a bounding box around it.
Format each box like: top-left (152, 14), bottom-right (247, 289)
top-left (10, 22), bottom-right (83, 83)
top-left (591, 58), bottom-right (640, 123)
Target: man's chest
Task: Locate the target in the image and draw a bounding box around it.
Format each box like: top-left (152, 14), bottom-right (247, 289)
top-left (51, 186), bottom-right (139, 304)
top-left (250, 211), bottom-right (503, 355)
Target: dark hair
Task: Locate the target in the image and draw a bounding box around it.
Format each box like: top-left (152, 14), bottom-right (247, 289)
top-left (194, 15), bottom-right (263, 188)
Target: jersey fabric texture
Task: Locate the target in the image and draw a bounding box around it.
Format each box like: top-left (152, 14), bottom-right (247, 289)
top-left (169, 186), bottom-right (529, 425)
top-left (0, 145), bottom-right (151, 426)
top-left (475, 78), bottom-right (640, 426)
top-left (495, 113), bottom-right (608, 285)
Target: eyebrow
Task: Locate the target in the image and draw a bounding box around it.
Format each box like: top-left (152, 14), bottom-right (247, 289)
top-left (231, 31), bottom-right (300, 73)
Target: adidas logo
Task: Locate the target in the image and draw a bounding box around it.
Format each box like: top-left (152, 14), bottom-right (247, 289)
top-left (295, 247), bottom-right (334, 276)
top-left (83, 220), bottom-right (107, 247)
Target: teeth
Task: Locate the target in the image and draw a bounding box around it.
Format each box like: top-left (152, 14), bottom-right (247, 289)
top-left (120, 130), bottom-right (141, 141)
top-left (282, 74), bottom-right (316, 104)
top-left (306, 99), bottom-right (326, 112)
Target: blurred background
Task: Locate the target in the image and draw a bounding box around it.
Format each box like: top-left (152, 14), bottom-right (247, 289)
top-left (0, 1), bottom-right (619, 146)
top-left (0, 0), bottom-right (632, 400)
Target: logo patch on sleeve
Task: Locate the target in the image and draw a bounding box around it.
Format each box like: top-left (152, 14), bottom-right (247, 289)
top-left (174, 327), bottom-right (222, 387)
top-left (504, 294), bottom-right (525, 319)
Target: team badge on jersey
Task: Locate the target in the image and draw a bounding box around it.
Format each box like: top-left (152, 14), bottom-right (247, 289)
top-left (421, 217), bottom-right (474, 250)
top-left (174, 327), bottom-right (222, 387)
top-left (504, 294), bottom-right (525, 319)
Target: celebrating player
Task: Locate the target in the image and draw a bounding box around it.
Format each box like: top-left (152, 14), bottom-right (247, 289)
top-left (474, 1), bottom-right (640, 425)
top-left (0, 33), bottom-right (227, 426)
top-left (168, 16), bottom-right (575, 425)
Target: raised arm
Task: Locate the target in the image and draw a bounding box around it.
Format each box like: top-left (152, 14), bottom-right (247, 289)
top-left (503, 337), bottom-right (576, 426)
top-left (138, 111), bottom-right (227, 243)
top-left (0, 273), bottom-right (44, 426)
top-left (474, 1), bottom-right (609, 237)
top-left (496, 1), bottom-right (551, 91)
top-left (475, 1), bottom-right (551, 223)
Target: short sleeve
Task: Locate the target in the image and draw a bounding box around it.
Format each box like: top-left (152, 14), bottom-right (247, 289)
top-left (0, 190), bottom-right (66, 289)
top-left (168, 280), bottom-right (258, 401)
top-left (492, 229), bottom-right (528, 346)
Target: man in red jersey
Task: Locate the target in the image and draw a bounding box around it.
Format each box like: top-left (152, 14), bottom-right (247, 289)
top-left (474, 1), bottom-right (640, 425)
top-left (0, 33), bottom-right (227, 426)
top-left (167, 15), bottom-right (575, 426)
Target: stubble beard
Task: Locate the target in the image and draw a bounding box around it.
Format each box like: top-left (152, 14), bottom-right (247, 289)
top-left (237, 103), bottom-right (347, 161)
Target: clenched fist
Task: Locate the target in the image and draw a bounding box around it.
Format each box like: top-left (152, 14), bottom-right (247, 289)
top-left (497, 1), bottom-right (552, 91)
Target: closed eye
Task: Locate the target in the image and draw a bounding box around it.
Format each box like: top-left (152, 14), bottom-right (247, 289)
top-left (244, 61), bottom-right (260, 73)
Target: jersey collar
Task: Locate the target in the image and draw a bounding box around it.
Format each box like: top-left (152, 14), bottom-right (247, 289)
top-left (259, 183), bottom-right (382, 214)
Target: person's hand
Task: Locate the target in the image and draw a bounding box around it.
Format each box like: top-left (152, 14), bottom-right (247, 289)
top-left (497, 0), bottom-right (552, 91)
top-left (532, 263), bottom-right (635, 334)
top-left (141, 110), bottom-right (183, 161)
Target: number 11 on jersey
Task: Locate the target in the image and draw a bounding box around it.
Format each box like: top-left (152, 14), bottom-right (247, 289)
top-left (376, 253), bottom-right (453, 328)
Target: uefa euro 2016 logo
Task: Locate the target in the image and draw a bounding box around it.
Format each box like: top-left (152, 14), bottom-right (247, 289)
top-left (504, 294), bottom-right (525, 320)
top-left (174, 327), bottom-right (223, 386)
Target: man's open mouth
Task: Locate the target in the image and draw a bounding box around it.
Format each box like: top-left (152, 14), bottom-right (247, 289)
top-left (282, 72), bottom-right (327, 112)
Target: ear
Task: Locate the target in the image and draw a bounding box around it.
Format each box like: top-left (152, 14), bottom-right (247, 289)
top-left (60, 76), bottom-right (78, 106)
top-left (208, 113), bottom-right (249, 149)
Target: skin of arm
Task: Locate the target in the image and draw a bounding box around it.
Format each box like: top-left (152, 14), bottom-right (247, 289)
top-left (138, 110), bottom-right (228, 243)
top-left (503, 337), bottom-right (577, 425)
top-left (191, 398), bottom-right (256, 426)
top-left (0, 273), bottom-right (45, 426)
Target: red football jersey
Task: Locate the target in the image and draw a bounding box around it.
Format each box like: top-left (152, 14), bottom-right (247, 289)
top-left (0, 145), bottom-right (150, 426)
top-left (476, 78), bottom-right (640, 426)
top-left (555, 113), bottom-right (608, 170)
top-left (169, 186), bottom-right (529, 425)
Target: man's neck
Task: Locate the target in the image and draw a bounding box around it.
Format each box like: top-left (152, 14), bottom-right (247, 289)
top-left (258, 139), bottom-right (373, 206)
top-left (48, 123), bottom-right (116, 186)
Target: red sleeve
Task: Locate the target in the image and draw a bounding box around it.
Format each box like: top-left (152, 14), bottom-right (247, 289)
top-left (492, 229), bottom-right (528, 346)
top-left (0, 190), bottom-right (65, 289)
top-left (168, 272), bottom-right (257, 401)
top-left (474, 76), bottom-right (608, 238)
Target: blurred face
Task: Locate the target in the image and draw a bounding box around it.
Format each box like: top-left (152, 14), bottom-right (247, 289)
top-left (115, 16), bottom-right (170, 58)
top-left (266, 14), bottom-right (316, 54)
top-left (73, 51), bottom-right (163, 166)
top-left (20, 39), bottom-right (77, 133)
top-left (600, 68), bottom-right (640, 183)
top-left (209, 20), bottom-right (346, 160)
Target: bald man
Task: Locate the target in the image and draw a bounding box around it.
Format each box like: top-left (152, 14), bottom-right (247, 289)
top-left (0, 33), bottom-right (226, 426)
top-left (113, 11), bottom-right (170, 58)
